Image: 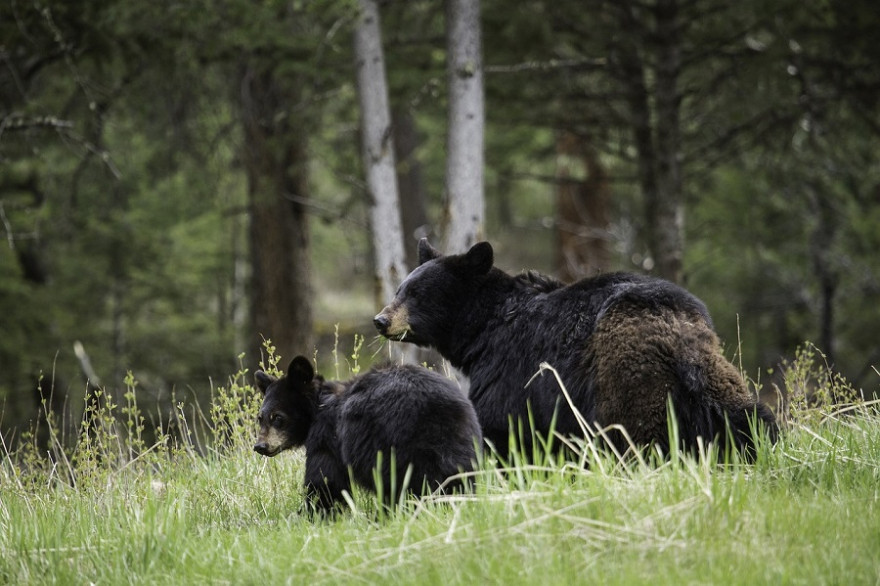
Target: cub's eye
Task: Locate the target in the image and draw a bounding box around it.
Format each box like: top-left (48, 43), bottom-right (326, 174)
top-left (271, 414), bottom-right (284, 426)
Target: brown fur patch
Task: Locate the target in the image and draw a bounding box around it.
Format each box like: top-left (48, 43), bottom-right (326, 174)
top-left (588, 305), bottom-right (751, 446)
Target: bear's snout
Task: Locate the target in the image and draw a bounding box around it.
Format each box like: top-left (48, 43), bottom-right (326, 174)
top-left (253, 441), bottom-right (270, 456)
top-left (373, 313), bottom-right (391, 335)
top-left (373, 305), bottom-right (410, 340)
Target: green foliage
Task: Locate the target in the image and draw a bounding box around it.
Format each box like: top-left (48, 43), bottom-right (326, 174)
top-left (257, 339), bottom-right (283, 378)
top-left (779, 342), bottom-right (865, 426)
top-left (209, 355), bottom-right (262, 458)
top-left (2, 0), bottom-right (879, 470)
top-left (348, 333), bottom-right (365, 376)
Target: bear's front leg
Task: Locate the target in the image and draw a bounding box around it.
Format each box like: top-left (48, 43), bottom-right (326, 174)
top-left (302, 450), bottom-right (350, 517)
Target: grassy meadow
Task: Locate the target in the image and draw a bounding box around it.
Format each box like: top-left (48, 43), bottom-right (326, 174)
top-left (1, 346), bottom-right (879, 585)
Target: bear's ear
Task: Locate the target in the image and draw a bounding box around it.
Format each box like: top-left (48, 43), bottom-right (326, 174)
top-left (254, 370), bottom-right (276, 394)
top-left (463, 241), bottom-right (493, 275)
top-left (287, 355), bottom-right (315, 388)
top-left (418, 238), bottom-right (441, 265)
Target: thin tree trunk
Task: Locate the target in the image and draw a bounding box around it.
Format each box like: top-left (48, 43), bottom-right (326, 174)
top-left (616, 6), bottom-right (659, 268)
top-left (617, 0), bottom-right (684, 284)
top-left (495, 168), bottom-right (513, 229)
top-left (238, 62), bottom-right (314, 363)
top-left (807, 184), bottom-right (838, 366)
top-left (74, 340), bottom-right (103, 450)
top-left (556, 131), bottom-right (612, 281)
top-left (392, 106), bottom-right (430, 269)
top-left (354, 0), bottom-right (407, 306)
top-left (443, 0), bottom-right (485, 254)
top-left (651, 0), bottom-right (685, 284)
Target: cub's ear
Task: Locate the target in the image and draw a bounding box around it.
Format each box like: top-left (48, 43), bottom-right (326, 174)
top-left (254, 370), bottom-right (276, 394)
top-left (287, 355), bottom-right (315, 388)
top-left (418, 238), bottom-right (441, 265)
top-left (463, 241), bottom-right (493, 275)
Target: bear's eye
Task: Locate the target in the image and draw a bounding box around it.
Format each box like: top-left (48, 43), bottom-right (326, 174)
top-left (271, 413), bottom-right (284, 427)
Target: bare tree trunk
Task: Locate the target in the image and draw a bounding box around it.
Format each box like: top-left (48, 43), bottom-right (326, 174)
top-left (392, 106), bottom-right (431, 269)
top-left (651, 0), bottom-right (684, 284)
top-left (394, 105), bottom-right (450, 368)
top-left (443, 0), bottom-right (485, 253)
top-left (354, 0), bottom-right (407, 306)
top-left (807, 184), bottom-right (838, 365)
top-left (238, 62), bottom-right (314, 363)
top-left (495, 168), bottom-right (513, 229)
top-left (74, 340), bottom-right (103, 449)
top-left (617, 0), bottom-right (684, 284)
top-left (556, 131), bottom-right (612, 281)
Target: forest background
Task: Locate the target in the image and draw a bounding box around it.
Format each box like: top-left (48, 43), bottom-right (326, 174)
top-left (2, 0), bottom-right (879, 447)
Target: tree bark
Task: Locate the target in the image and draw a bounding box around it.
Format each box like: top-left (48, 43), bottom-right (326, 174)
top-left (354, 0), bottom-right (408, 306)
top-left (651, 0), bottom-right (685, 285)
top-left (616, 0), bottom-right (684, 284)
top-left (556, 131), bottom-right (612, 281)
top-left (238, 62), bottom-right (314, 363)
top-left (807, 183), bottom-right (838, 366)
top-left (392, 106), bottom-right (431, 270)
top-left (443, 0), bottom-right (485, 254)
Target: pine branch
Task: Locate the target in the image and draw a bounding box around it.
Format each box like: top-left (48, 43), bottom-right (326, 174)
top-left (485, 57), bottom-right (606, 75)
top-left (0, 114), bottom-right (74, 135)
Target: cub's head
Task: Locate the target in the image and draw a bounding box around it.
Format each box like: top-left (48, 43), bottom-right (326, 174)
top-left (373, 238), bottom-right (494, 349)
top-left (253, 355), bottom-right (317, 457)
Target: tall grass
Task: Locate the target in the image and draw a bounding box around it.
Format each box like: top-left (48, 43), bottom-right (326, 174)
top-left (1, 341), bottom-right (878, 585)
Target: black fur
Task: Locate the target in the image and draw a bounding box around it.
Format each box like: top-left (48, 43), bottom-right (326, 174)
top-left (375, 239), bottom-right (778, 460)
top-left (254, 357), bottom-right (482, 514)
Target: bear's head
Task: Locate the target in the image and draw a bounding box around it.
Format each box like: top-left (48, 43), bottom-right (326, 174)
top-left (253, 355), bottom-right (318, 457)
top-left (373, 238), bottom-right (494, 349)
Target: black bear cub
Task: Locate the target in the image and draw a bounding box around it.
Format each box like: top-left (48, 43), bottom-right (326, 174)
top-left (254, 356), bottom-right (482, 514)
top-left (374, 239), bottom-right (778, 460)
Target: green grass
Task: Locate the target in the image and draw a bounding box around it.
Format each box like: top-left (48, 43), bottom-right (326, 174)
top-left (2, 349), bottom-right (879, 585)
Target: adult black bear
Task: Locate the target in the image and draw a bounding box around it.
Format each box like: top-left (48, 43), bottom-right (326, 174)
top-left (374, 239), bottom-right (778, 460)
top-left (254, 356), bottom-right (482, 514)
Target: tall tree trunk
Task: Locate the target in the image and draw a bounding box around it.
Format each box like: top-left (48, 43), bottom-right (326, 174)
top-left (354, 0), bottom-right (407, 306)
top-left (617, 0), bottom-right (684, 284)
top-left (495, 168), bottom-right (513, 229)
top-left (443, 0), bottom-right (485, 254)
top-left (392, 106), bottom-right (430, 269)
top-left (109, 186), bottom-right (128, 401)
top-left (556, 131), bottom-right (612, 281)
top-left (616, 5), bottom-right (659, 268)
top-left (651, 0), bottom-right (685, 285)
top-left (807, 183), bottom-right (838, 366)
top-left (238, 62), bottom-right (314, 363)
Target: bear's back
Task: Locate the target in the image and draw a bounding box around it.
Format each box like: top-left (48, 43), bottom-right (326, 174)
top-left (337, 364), bottom-right (481, 494)
top-left (464, 270), bottom-right (721, 455)
top-left (589, 272), bottom-right (712, 325)
top-left (505, 271), bottom-right (711, 341)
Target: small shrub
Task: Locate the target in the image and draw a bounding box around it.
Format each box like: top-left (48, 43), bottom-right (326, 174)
top-left (209, 352), bottom-right (263, 456)
top-left (779, 342), bottom-right (863, 426)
